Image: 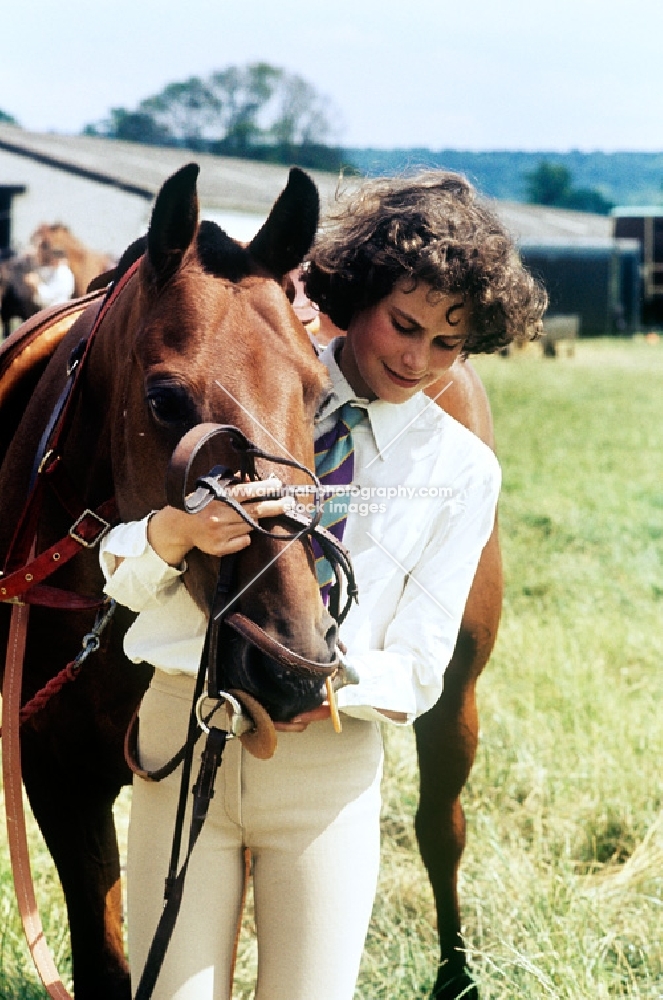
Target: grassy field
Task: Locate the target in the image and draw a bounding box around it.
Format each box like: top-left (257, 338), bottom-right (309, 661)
top-left (1, 337), bottom-right (662, 998)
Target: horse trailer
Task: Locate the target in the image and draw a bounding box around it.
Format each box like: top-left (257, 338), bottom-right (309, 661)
top-left (612, 208), bottom-right (663, 328)
top-left (519, 238), bottom-right (641, 337)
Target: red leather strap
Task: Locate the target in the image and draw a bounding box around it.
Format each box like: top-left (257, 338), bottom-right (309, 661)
top-left (3, 257), bottom-right (141, 579)
top-left (0, 498), bottom-right (118, 606)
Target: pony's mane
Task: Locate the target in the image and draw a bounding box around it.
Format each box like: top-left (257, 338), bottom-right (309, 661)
top-left (113, 236), bottom-right (147, 285)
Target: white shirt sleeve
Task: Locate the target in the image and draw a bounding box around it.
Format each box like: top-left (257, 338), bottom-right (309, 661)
top-left (337, 465), bottom-right (501, 725)
top-left (99, 516), bottom-right (186, 612)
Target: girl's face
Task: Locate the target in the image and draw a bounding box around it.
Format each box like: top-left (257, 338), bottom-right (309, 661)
top-left (339, 281), bottom-right (469, 403)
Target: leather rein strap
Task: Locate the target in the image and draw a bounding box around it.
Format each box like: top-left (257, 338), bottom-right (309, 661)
top-left (2, 568), bottom-right (72, 1000)
top-left (131, 423), bottom-right (360, 1000)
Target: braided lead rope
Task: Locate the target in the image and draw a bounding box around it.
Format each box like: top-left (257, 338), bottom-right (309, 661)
top-left (0, 601), bottom-right (116, 737)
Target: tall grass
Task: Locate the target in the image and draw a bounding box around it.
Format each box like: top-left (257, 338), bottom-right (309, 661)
top-left (1, 337), bottom-right (662, 998)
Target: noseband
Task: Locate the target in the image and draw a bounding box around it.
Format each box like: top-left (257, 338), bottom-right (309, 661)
top-left (166, 421), bottom-right (358, 674)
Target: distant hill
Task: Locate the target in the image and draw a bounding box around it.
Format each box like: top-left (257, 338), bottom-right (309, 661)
top-left (343, 149), bottom-right (663, 208)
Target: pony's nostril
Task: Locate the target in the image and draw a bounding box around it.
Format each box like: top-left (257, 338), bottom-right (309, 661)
top-left (325, 622), bottom-right (338, 656)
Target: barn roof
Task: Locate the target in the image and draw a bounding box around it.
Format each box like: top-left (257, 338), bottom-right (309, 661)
top-left (496, 200), bottom-right (612, 243)
top-left (0, 122), bottom-right (341, 215)
top-left (0, 122), bottom-right (616, 244)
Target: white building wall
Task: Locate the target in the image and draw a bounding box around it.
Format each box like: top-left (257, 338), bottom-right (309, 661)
top-left (0, 149), bottom-right (152, 258)
top-left (0, 148), bottom-right (270, 257)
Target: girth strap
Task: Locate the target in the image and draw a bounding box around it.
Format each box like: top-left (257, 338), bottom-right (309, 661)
top-left (2, 586), bottom-right (73, 998)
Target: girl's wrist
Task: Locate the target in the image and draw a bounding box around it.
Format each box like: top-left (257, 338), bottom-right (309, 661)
top-left (146, 507), bottom-right (192, 567)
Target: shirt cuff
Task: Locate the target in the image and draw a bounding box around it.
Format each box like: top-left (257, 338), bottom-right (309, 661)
top-left (99, 517), bottom-right (186, 612)
top-left (336, 650), bottom-right (417, 726)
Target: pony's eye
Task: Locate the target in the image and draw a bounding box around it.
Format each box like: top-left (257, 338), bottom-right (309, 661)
top-left (146, 384), bottom-right (196, 428)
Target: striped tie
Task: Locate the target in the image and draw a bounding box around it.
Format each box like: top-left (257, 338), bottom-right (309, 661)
top-left (313, 401), bottom-right (366, 602)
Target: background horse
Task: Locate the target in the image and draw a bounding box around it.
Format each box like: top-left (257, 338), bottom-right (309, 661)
top-left (417, 364), bottom-right (502, 1000)
top-left (0, 224), bottom-right (114, 338)
top-left (0, 251), bottom-right (40, 338)
top-left (0, 162), bottom-right (332, 1000)
top-left (29, 223), bottom-right (115, 298)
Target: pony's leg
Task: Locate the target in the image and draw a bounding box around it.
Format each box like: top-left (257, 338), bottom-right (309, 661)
top-left (21, 736), bottom-right (131, 1000)
top-left (414, 528), bottom-right (502, 1000)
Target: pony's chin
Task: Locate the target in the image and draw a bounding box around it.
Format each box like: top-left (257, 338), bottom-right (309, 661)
top-left (212, 635), bottom-right (326, 722)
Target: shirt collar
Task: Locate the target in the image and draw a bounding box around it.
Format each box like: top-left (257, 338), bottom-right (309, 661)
top-left (317, 337), bottom-right (439, 462)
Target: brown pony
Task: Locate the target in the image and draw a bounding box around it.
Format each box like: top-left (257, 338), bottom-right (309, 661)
top-left (0, 163), bottom-right (334, 1000)
top-left (1, 167), bottom-right (502, 1000)
top-left (417, 363), bottom-right (502, 1000)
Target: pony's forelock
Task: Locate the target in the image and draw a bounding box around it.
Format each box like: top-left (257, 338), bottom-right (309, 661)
top-left (196, 221), bottom-right (252, 281)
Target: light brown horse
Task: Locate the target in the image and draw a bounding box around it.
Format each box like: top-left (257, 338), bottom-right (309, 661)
top-left (417, 363), bottom-right (502, 1000)
top-left (294, 291), bottom-right (502, 999)
top-left (1, 168), bottom-right (502, 1000)
top-left (0, 225), bottom-right (114, 339)
top-left (28, 223), bottom-right (115, 299)
top-left (0, 163), bottom-right (334, 1000)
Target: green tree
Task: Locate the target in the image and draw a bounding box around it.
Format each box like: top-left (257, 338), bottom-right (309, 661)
top-left (210, 63), bottom-right (281, 156)
top-left (138, 77), bottom-right (222, 150)
top-left (525, 160), bottom-right (614, 215)
top-left (526, 161), bottom-right (573, 206)
top-left (562, 186), bottom-right (614, 214)
top-left (84, 108), bottom-right (171, 145)
top-left (0, 109), bottom-right (19, 125)
top-left (82, 63), bottom-right (347, 170)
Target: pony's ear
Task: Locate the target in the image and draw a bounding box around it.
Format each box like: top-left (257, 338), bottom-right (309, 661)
top-left (147, 163), bottom-right (200, 286)
top-left (249, 168), bottom-right (319, 279)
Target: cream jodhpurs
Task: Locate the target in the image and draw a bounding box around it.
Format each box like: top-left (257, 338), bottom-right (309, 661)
top-left (127, 671), bottom-right (384, 1000)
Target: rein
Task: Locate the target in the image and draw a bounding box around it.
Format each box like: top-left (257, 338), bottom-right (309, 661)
top-left (167, 420), bottom-right (358, 634)
top-left (130, 422), bottom-right (359, 1000)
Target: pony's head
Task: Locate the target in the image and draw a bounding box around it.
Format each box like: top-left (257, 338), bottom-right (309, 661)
top-left (96, 163), bottom-right (338, 719)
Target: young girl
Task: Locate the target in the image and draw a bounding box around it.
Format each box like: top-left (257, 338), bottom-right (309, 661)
top-left (100, 170), bottom-right (545, 1000)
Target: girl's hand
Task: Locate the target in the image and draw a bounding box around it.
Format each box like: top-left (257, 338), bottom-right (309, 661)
top-left (147, 478), bottom-right (293, 567)
top-left (272, 706), bottom-right (408, 731)
top-left (273, 704), bottom-right (331, 732)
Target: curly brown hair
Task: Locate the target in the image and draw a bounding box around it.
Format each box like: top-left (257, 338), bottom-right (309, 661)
top-left (304, 171), bottom-right (547, 354)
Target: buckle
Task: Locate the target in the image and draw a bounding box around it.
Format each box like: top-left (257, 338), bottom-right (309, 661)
top-left (69, 509), bottom-right (111, 548)
top-left (195, 691), bottom-right (252, 738)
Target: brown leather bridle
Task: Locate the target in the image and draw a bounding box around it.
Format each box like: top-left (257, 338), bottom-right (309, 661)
top-left (166, 420), bottom-right (357, 646)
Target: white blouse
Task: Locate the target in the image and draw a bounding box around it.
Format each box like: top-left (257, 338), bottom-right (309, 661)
top-left (100, 341), bottom-right (500, 725)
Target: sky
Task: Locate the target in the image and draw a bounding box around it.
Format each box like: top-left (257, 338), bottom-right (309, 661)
top-left (1, 0), bottom-right (662, 151)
